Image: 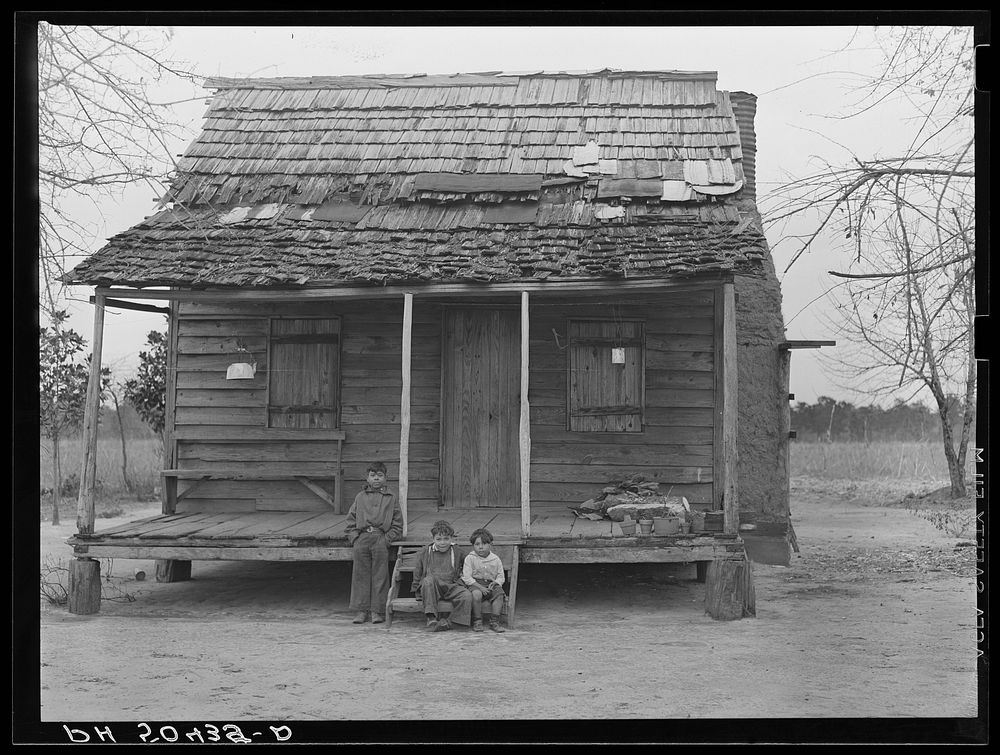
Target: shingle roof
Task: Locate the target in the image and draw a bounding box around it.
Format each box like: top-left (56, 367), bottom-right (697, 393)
top-left (66, 69), bottom-right (769, 288)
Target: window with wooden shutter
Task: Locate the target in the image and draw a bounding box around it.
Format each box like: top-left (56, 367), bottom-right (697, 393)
top-left (267, 317), bottom-right (340, 428)
top-left (567, 320), bottom-right (645, 432)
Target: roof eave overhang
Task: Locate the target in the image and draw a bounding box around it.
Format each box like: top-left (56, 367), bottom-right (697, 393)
top-left (89, 271), bottom-right (737, 303)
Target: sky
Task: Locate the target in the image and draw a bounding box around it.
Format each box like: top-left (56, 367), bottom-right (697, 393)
top-left (45, 22), bottom-right (975, 406)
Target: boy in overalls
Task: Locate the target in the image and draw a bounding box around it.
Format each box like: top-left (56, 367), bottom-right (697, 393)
top-left (412, 520), bottom-right (473, 631)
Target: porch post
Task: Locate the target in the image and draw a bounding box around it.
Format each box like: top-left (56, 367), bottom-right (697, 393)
top-left (69, 293), bottom-right (106, 614)
top-left (76, 293), bottom-right (105, 535)
top-left (519, 291), bottom-right (531, 537)
top-left (717, 282), bottom-right (739, 534)
top-left (162, 300), bottom-right (178, 513)
top-left (398, 292), bottom-right (413, 538)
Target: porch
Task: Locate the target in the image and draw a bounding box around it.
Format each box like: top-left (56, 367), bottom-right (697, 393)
top-left (67, 278), bottom-right (752, 618)
top-left (67, 507), bottom-right (746, 565)
top-left (67, 505), bottom-right (752, 620)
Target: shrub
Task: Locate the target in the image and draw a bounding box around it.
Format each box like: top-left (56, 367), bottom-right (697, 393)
top-left (59, 472), bottom-right (80, 497)
top-left (39, 557), bottom-right (138, 605)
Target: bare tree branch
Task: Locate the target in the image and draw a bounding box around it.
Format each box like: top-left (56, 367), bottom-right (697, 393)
top-left (37, 23), bottom-right (201, 320)
top-left (764, 25), bottom-right (976, 497)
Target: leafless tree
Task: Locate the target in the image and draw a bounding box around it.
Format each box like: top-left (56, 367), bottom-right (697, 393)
top-left (818, 203), bottom-right (975, 496)
top-left (37, 22), bottom-right (199, 319)
top-left (106, 379), bottom-right (136, 496)
top-left (762, 26), bottom-right (976, 497)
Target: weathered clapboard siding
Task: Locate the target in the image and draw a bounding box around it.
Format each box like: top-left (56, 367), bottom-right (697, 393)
top-left (645, 370), bottom-right (715, 390)
top-left (529, 464), bottom-right (712, 484)
top-left (174, 371), bottom-right (268, 390)
top-left (530, 442), bottom-right (713, 464)
top-left (176, 318), bottom-right (270, 337)
top-left (338, 301), bottom-right (442, 506)
top-left (175, 389), bottom-right (267, 407)
top-left (176, 352), bottom-right (270, 373)
top-left (175, 407), bottom-right (268, 425)
top-left (177, 334), bottom-right (267, 354)
top-left (175, 498), bottom-right (258, 514)
top-left (525, 292), bottom-right (716, 508)
top-left (170, 299), bottom-right (443, 511)
top-left (343, 422), bottom-right (439, 443)
top-left (174, 479), bottom-right (335, 511)
top-left (174, 303), bottom-right (344, 512)
top-left (170, 291), bottom-right (717, 514)
top-left (343, 385), bottom-right (441, 405)
top-left (177, 442), bottom-right (340, 462)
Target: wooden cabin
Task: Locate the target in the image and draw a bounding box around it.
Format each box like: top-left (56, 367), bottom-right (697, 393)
top-left (64, 70), bottom-right (796, 620)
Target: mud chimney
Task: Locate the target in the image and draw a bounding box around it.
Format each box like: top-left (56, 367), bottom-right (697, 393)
top-left (729, 91), bottom-right (757, 201)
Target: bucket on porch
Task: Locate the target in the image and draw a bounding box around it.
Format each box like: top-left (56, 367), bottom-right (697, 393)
top-left (617, 517), bottom-right (637, 536)
top-left (704, 511), bottom-right (725, 532)
top-left (690, 511), bottom-right (706, 534)
top-left (652, 516), bottom-right (680, 536)
top-left (638, 519), bottom-right (654, 536)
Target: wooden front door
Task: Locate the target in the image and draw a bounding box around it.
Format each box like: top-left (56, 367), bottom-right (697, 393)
top-left (441, 309), bottom-right (520, 508)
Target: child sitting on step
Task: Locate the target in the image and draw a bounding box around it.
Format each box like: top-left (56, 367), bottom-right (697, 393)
top-left (412, 520), bottom-right (473, 632)
top-left (462, 528), bottom-right (507, 633)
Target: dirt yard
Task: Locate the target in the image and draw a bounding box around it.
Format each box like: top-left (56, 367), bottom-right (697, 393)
top-left (37, 478), bottom-right (980, 733)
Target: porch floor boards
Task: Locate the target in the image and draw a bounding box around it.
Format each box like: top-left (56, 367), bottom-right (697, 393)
top-left (68, 507), bottom-right (741, 563)
top-left (72, 507), bottom-right (531, 546)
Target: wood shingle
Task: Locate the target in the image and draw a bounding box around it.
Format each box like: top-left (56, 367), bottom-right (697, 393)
top-left (66, 69), bottom-right (766, 289)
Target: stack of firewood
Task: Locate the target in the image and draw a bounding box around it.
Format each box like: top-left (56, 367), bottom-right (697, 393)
top-left (569, 474), bottom-right (689, 522)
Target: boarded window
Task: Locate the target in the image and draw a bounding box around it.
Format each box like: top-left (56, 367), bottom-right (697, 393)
top-left (267, 318), bottom-right (340, 428)
top-left (567, 320), bottom-right (644, 432)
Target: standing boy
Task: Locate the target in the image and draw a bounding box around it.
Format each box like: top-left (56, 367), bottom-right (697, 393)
top-left (461, 527), bottom-right (507, 633)
top-left (345, 462), bottom-right (403, 624)
top-left (412, 520), bottom-right (473, 632)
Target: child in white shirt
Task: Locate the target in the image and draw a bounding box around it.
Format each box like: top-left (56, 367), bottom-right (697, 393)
top-left (461, 528), bottom-right (507, 633)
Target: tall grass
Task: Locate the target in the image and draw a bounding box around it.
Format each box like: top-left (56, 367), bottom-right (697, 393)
top-left (790, 440), bottom-right (971, 482)
top-left (39, 436), bottom-right (163, 501)
top-left (39, 437), bottom-right (970, 499)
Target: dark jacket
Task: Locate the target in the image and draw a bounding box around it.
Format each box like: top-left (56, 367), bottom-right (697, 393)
top-left (411, 543), bottom-right (466, 592)
top-left (345, 485), bottom-right (403, 544)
